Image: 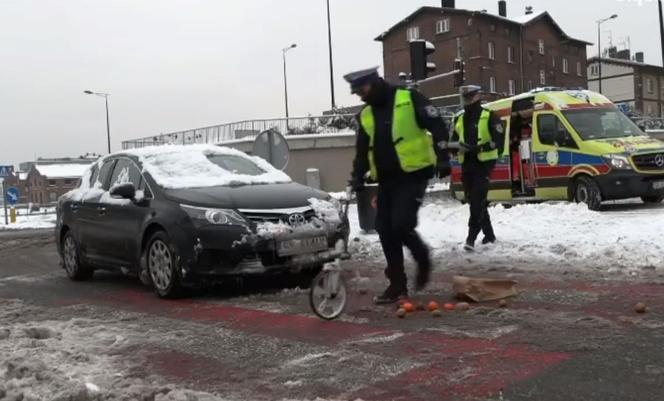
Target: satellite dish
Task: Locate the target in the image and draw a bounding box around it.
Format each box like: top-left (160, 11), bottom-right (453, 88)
top-left (252, 129), bottom-right (290, 171)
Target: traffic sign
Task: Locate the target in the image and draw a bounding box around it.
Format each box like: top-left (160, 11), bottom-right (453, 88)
top-left (0, 166), bottom-right (14, 178)
top-left (6, 187), bottom-right (20, 206)
top-left (253, 129), bottom-right (290, 171)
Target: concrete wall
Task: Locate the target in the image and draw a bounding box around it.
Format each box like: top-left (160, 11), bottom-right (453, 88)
top-left (223, 133), bottom-right (356, 193)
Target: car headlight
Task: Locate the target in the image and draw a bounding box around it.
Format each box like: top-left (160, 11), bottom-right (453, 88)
top-left (603, 154), bottom-right (632, 170)
top-left (180, 205), bottom-right (247, 226)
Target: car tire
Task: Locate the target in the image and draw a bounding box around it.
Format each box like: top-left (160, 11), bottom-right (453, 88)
top-left (574, 176), bottom-right (602, 211)
top-left (144, 231), bottom-right (183, 299)
top-left (641, 196), bottom-right (664, 204)
top-left (61, 231), bottom-right (94, 281)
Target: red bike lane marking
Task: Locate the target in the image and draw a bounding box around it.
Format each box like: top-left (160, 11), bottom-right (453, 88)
top-left (64, 287), bottom-right (572, 399)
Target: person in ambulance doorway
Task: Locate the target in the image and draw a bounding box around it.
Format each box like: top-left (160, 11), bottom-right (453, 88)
top-left (345, 67), bottom-right (452, 305)
top-left (450, 86), bottom-right (505, 252)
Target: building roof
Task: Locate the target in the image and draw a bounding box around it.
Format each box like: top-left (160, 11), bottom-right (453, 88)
top-left (34, 163), bottom-right (91, 179)
top-left (375, 7), bottom-right (592, 46)
top-left (587, 56), bottom-right (664, 74)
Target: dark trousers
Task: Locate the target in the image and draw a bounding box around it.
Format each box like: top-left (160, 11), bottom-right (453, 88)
top-left (375, 177), bottom-right (430, 290)
top-left (462, 160), bottom-right (496, 243)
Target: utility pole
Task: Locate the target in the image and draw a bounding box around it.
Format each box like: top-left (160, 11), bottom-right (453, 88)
top-left (596, 14), bottom-right (618, 94)
top-left (326, 0), bottom-right (336, 109)
top-left (659, 0), bottom-right (664, 66)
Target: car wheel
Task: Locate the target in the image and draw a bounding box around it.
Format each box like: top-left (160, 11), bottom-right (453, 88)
top-left (641, 196), bottom-right (664, 204)
top-left (574, 177), bottom-right (602, 211)
top-left (145, 231), bottom-right (183, 298)
top-left (62, 232), bottom-right (94, 281)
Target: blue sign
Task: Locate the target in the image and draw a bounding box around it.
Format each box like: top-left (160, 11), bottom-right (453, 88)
top-left (0, 166), bottom-right (14, 178)
top-left (6, 187), bottom-right (20, 205)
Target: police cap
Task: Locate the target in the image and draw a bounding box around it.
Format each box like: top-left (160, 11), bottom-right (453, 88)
top-left (343, 67), bottom-right (381, 94)
top-left (460, 85), bottom-right (483, 98)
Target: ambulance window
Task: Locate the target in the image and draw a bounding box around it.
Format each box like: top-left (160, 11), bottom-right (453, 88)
top-left (538, 114), bottom-right (578, 149)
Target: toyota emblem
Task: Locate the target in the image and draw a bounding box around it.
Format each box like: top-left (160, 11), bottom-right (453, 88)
top-left (288, 213), bottom-right (306, 226)
top-left (655, 154), bottom-right (664, 168)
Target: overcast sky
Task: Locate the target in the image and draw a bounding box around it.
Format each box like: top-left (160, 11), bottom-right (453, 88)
top-left (0, 0), bottom-right (658, 167)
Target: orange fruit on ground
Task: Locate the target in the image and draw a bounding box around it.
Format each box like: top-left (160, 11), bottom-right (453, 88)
top-left (635, 302), bottom-right (647, 314)
top-left (427, 301), bottom-right (440, 312)
top-left (444, 303), bottom-right (455, 311)
top-left (431, 309), bottom-right (442, 318)
top-left (499, 299), bottom-right (508, 308)
top-left (402, 302), bottom-right (415, 313)
top-left (396, 308), bottom-right (407, 318)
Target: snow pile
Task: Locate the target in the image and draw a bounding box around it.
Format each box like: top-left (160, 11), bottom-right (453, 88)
top-left (0, 300), bottom-right (232, 401)
top-left (308, 198), bottom-right (342, 225)
top-left (0, 213), bottom-right (56, 230)
top-left (249, 198), bottom-right (342, 240)
top-left (128, 145), bottom-right (291, 189)
top-left (348, 200), bottom-right (664, 274)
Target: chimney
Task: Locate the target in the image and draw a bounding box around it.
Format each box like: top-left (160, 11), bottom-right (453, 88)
top-left (616, 49), bottom-right (631, 61)
top-left (635, 52), bottom-right (645, 63)
top-left (441, 0), bottom-right (455, 8)
top-left (525, 6), bottom-right (533, 15)
top-left (498, 1), bottom-right (507, 17)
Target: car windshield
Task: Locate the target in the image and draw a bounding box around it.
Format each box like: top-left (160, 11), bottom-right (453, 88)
top-left (206, 154), bottom-right (265, 176)
top-left (562, 108), bottom-right (645, 140)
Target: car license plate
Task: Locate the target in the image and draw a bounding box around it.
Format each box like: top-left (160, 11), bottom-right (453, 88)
top-left (277, 236), bottom-right (328, 256)
top-left (654, 180), bottom-right (664, 190)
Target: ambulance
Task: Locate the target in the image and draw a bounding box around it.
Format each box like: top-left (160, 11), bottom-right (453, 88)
top-left (450, 88), bottom-right (664, 210)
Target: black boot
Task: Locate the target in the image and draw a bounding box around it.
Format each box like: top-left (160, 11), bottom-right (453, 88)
top-left (373, 284), bottom-right (408, 305)
top-left (464, 238), bottom-right (475, 252)
top-left (482, 235), bottom-right (496, 245)
top-left (415, 260), bottom-right (431, 292)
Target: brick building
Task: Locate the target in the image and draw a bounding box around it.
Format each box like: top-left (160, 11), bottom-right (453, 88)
top-left (25, 163), bottom-right (91, 205)
top-left (376, 1), bottom-right (591, 105)
top-left (587, 51), bottom-right (664, 117)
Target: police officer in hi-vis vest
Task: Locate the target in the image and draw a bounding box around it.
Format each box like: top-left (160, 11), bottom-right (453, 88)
top-left (450, 85), bottom-right (505, 252)
top-left (345, 67), bottom-right (451, 305)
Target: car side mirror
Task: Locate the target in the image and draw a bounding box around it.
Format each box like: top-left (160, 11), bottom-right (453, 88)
top-left (110, 183), bottom-right (136, 200)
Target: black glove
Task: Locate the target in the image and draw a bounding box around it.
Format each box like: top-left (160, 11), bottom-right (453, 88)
top-left (437, 159), bottom-right (451, 178)
top-left (479, 141), bottom-right (497, 152)
top-left (349, 178), bottom-right (365, 193)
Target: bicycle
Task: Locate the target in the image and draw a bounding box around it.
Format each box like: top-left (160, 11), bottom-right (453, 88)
top-left (309, 186), bottom-right (354, 320)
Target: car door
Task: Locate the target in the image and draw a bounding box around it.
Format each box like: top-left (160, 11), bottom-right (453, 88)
top-left (78, 158), bottom-right (117, 265)
top-left (103, 158), bottom-right (153, 268)
top-left (533, 113), bottom-right (580, 200)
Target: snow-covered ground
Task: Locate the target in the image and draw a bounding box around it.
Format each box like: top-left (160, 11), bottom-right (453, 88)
top-left (0, 210), bottom-right (56, 230)
top-left (348, 199), bottom-right (664, 275)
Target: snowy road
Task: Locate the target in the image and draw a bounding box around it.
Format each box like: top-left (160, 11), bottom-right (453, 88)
top-left (1, 230), bottom-right (664, 400)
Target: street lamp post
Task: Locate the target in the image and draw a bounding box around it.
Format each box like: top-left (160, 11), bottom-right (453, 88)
top-left (596, 14), bottom-right (618, 94)
top-left (282, 44), bottom-right (297, 131)
top-left (84, 90), bottom-right (112, 154)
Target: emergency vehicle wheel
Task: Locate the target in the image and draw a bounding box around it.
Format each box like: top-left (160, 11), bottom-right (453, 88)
top-left (641, 196), bottom-right (664, 204)
top-left (309, 270), bottom-right (347, 320)
top-left (574, 177), bottom-right (602, 211)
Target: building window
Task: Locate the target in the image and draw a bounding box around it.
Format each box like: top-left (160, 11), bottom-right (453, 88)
top-left (64, 179), bottom-right (73, 186)
top-left (552, 56), bottom-right (556, 69)
top-left (507, 46), bottom-right (515, 63)
top-left (528, 80), bottom-right (533, 90)
top-left (48, 179), bottom-right (56, 187)
top-left (489, 77), bottom-right (496, 93)
top-left (647, 78), bottom-right (655, 94)
top-left (527, 50), bottom-right (534, 63)
top-left (49, 192), bottom-right (57, 202)
top-left (488, 41), bottom-right (495, 60)
top-left (508, 80), bottom-right (516, 95)
top-left (540, 70), bottom-right (546, 85)
top-left (563, 58), bottom-right (569, 74)
top-left (577, 61), bottom-right (583, 77)
top-left (435, 19), bottom-right (451, 34)
top-left (590, 64), bottom-right (599, 76)
top-left (538, 39), bottom-right (545, 55)
top-left (406, 26), bottom-right (419, 41)
top-left (490, 24), bottom-right (496, 32)
top-left (456, 37), bottom-right (463, 59)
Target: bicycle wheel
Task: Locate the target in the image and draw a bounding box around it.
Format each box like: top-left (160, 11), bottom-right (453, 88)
top-left (309, 270), bottom-right (347, 320)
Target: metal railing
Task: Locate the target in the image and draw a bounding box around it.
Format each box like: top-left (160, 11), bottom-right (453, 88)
top-left (122, 115), bottom-right (357, 149)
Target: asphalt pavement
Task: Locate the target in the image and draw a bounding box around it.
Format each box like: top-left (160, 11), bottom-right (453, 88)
top-left (1, 231), bottom-right (663, 401)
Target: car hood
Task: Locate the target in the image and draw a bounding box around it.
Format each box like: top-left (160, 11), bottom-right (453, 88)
top-left (163, 182), bottom-right (329, 210)
top-left (585, 135), bottom-right (664, 155)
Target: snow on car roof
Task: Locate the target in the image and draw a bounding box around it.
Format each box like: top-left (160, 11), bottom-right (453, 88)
top-left (35, 163), bottom-right (91, 178)
top-left (123, 144), bottom-right (292, 189)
